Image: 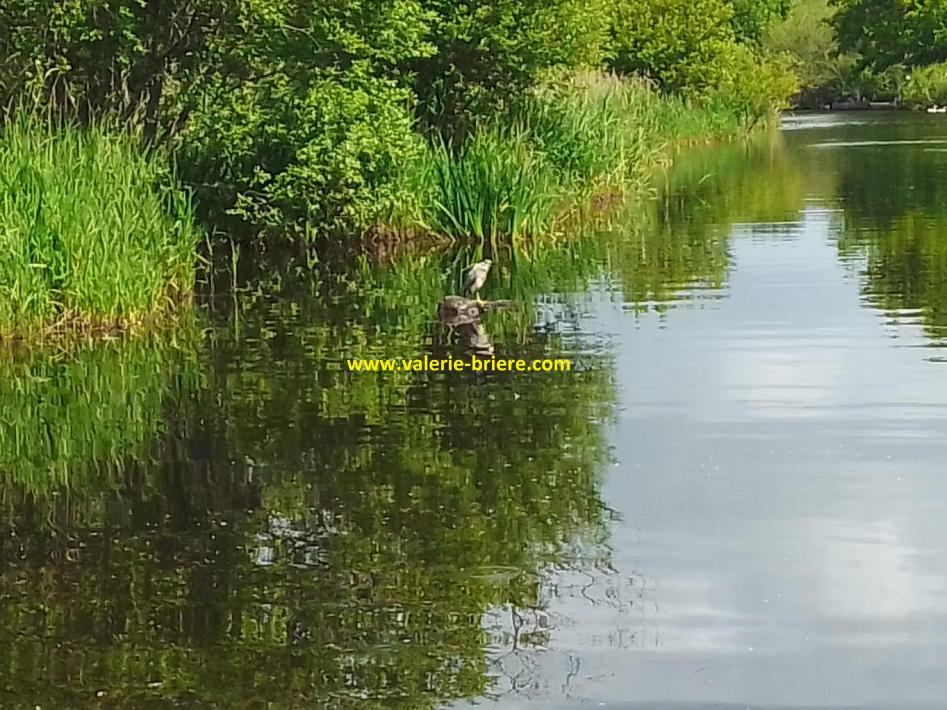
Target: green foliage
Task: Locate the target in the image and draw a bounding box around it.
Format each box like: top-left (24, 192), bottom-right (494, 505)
top-left (526, 74), bottom-right (658, 186)
top-left (1, 0), bottom-right (797, 241)
top-left (609, 0), bottom-right (739, 93)
top-left (0, 1), bottom-right (235, 140)
top-left (1, 0), bottom-right (436, 240)
top-left (765, 0), bottom-right (917, 105)
top-left (411, 0), bottom-right (611, 134)
top-left (729, 0), bottom-right (793, 44)
top-left (711, 45), bottom-right (799, 124)
top-left (399, 73), bottom-right (764, 243)
top-left (832, 0), bottom-right (947, 74)
top-left (605, 0), bottom-right (795, 116)
top-left (766, 0), bottom-right (845, 104)
top-left (0, 115), bottom-right (199, 335)
top-left (178, 69), bottom-right (424, 238)
top-left (167, 0), bottom-right (437, 239)
top-left (903, 62), bottom-right (947, 106)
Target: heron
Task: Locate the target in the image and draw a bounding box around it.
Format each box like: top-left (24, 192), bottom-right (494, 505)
top-left (463, 259), bottom-right (493, 303)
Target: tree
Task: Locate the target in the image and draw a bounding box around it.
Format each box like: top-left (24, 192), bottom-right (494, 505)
top-left (409, 0), bottom-right (610, 135)
top-left (608, 0), bottom-right (739, 93)
top-left (832, 0), bottom-right (947, 72)
top-left (0, 0), bottom-right (236, 141)
top-left (728, 0), bottom-right (793, 44)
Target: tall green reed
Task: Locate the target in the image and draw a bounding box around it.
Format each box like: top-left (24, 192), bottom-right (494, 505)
top-left (0, 113), bottom-right (200, 336)
top-left (399, 73), bottom-right (751, 247)
top-left (422, 128), bottom-right (559, 244)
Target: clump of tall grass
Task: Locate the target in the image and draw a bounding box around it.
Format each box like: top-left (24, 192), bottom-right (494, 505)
top-left (422, 128), bottom-right (559, 242)
top-left (0, 114), bottom-right (200, 337)
top-left (400, 72), bottom-right (753, 244)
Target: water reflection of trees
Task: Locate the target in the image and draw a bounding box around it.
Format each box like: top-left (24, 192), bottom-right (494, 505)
top-left (0, 133), bottom-right (807, 706)
top-left (827, 126), bottom-right (947, 340)
top-left (609, 133), bottom-right (804, 308)
top-left (0, 281), bottom-right (615, 707)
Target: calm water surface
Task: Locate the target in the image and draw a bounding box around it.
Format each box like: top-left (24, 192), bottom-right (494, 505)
top-left (3, 113), bottom-right (947, 708)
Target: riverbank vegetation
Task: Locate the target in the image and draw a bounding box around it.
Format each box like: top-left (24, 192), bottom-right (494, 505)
top-left (0, 116), bottom-right (199, 338)
top-left (767, 0), bottom-right (947, 109)
top-left (2, 0), bottom-right (796, 246)
top-left (0, 0), bottom-right (800, 335)
top-left (394, 74), bottom-right (781, 245)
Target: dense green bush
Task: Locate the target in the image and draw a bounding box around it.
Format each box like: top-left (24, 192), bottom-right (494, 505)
top-left (409, 0), bottom-right (610, 134)
top-left (903, 63), bottom-right (947, 107)
top-left (729, 0), bottom-right (792, 45)
top-left (176, 70), bottom-right (423, 237)
top-left (608, 0), bottom-right (739, 94)
top-left (605, 0), bottom-right (795, 106)
top-left (1, 0), bottom-right (798, 243)
top-left (711, 46), bottom-right (798, 126)
top-left (833, 0), bottom-right (947, 74)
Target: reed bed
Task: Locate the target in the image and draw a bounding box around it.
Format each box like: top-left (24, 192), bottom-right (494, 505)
top-left (0, 115), bottom-right (200, 338)
top-left (398, 74), bottom-right (750, 245)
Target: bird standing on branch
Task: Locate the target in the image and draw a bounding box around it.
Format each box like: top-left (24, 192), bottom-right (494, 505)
top-left (463, 259), bottom-right (493, 303)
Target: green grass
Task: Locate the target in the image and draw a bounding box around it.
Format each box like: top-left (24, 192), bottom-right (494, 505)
top-left (423, 128), bottom-right (559, 243)
top-left (0, 114), bottom-right (200, 337)
top-left (395, 73), bottom-right (753, 245)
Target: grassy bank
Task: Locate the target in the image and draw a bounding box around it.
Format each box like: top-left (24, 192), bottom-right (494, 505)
top-left (388, 73), bottom-right (789, 246)
top-left (3, 0), bottom-right (801, 245)
top-left (0, 116), bottom-right (200, 339)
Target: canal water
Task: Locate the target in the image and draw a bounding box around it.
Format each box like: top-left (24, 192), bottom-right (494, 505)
top-left (3, 112), bottom-right (947, 708)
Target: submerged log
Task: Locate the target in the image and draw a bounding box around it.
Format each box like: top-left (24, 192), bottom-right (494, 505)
top-left (436, 296), bottom-right (514, 327)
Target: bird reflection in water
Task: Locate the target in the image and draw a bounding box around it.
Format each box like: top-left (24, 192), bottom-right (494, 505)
top-left (436, 295), bottom-right (507, 356)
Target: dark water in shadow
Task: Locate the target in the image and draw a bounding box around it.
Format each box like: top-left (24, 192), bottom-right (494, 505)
top-left (4, 112), bottom-right (947, 708)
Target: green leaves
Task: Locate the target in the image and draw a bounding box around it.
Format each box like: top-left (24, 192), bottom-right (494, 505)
top-left (729, 0), bottom-right (792, 44)
top-left (609, 0), bottom-right (739, 93)
top-left (1, 0), bottom-right (796, 241)
top-left (833, 0), bottom-right (947, 73)
top-left (411, 0), bottom-right (611, 133)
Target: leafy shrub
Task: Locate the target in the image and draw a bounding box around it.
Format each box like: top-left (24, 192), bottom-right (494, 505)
top-left (729, 0), bottom-right (792, 45)
top-left (903, 63), bottom-right (947, 107)
top-left (608, 0), bottom-right (739, 93)
top-left (176, 69), bottom-right (423, 239)
top-left (411, 0), bottom-right (611, 135)
top-left (711, 46), bottom-right (799, 126)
